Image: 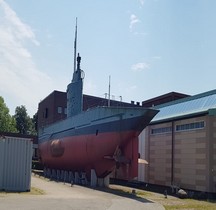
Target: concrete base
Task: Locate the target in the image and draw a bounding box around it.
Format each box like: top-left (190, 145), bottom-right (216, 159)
top-left (44, 168), bottom-right (110, 187)
top-left (90, 169), bottom-right (97, 187)
top-left (91, 169), bottom-right (110, 187)
top-left (98, 175), bottom-right (110, 187)
top-left (75, 172), bottom-right (79, 183)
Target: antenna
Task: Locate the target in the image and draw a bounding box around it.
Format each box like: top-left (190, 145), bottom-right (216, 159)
top-left (73, 17), bottom-right (77, 73)
top-left (108, 75), bottom-right (111, 107)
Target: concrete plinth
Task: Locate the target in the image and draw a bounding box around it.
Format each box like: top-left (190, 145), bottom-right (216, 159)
top-left (98, 175), bottom-right (110, 187)
top-left (90, 169), bottom-right (97, 187)
top-left (91, 169), bottom-right (110, 187)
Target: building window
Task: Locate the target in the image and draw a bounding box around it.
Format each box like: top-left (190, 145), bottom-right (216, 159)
top-left (43, 108), bottom-right (48, 118)
top-left (57, 106), bottom-right (62, 114)
top-left (151, 126), bottom-right (172, 135)
top-left (64, 108), bottom-right (67, 115)
top-left (176, 121), bottom-right (205, 132)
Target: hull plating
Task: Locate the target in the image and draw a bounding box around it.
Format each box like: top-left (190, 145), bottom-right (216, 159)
top-left (38, 107), bottom-right (159, 178)
top-left (39, 130), bottom-right (136, 177)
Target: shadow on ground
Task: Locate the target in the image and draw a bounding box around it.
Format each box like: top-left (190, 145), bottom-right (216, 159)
top-left (94, 186), bottom-right (154, 204)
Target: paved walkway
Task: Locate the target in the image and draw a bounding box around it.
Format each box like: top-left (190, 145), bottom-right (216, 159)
top-left (0, 175), bottom-right (165, 210)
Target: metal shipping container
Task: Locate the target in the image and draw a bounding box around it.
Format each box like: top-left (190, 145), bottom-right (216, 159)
top-left (0, 136), bottom-right (32, 191)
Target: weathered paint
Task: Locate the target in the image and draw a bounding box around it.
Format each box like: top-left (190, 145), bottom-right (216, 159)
top-left (38, 107), bottom-right (158, 179)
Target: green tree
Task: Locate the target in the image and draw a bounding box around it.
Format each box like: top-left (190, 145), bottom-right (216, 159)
top-left (0, 96), bottom-right (17, 132)
top-left (14, 105), bottom-right (36, 135)
top-left (28, 116), bottom-right (37, 135)
top-left (32, 112), bottom-right (38, 133)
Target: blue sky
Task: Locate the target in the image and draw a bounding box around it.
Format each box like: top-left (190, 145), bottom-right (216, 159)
top-left (0, 0), bottom-right (216, 116)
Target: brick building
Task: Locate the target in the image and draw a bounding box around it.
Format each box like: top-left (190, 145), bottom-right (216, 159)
top-left (38, 90), bottom-right (140, 128)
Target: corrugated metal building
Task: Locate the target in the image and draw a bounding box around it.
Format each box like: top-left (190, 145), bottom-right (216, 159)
top-left (138, 89), bottom-right (216, 193)
top-left (0, 136), bottom-right (32, 191)
top-left (0, 132), bottom-right (38, 160)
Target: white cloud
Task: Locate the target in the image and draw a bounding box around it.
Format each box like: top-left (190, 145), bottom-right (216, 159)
top-left (0, 0), bottom-right (39, 46)
top-left (131, 62), bottom-right (150, 72)
top-left (129, 14), bottom-right (140, 32)
top-left (0, 0), bottom-right (53, 116)
top-left (129, 85), bottom-right (137, 90)
top-left (139, 0), bottom-right (145, 6)
top-left (152, 56), bottom-right (161, 60)
top-left (134, 31), bottom-right (148, 36)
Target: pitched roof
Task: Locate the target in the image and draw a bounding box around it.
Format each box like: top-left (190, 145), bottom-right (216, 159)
top-left (152, 89), bottom-right (216, 123)
top-left (142, 91), bottom-right (190, 107)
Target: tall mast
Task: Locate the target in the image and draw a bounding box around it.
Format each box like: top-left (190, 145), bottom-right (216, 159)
top-left (73, 17), bottom-right (77, 73)
top-left (67, 17), bottom-right (83, 117)
top-left (108, 75), bottom-right (111, 107)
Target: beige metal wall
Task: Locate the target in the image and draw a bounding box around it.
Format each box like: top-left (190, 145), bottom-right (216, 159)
top-left (138, 115), bottom-right (216, 193)
top-left (173, 116), bottom-right (208, 192)
top-left (0, 136), bottom-right (32, 192)
top-left (146, 122), bottom-right (172, 186)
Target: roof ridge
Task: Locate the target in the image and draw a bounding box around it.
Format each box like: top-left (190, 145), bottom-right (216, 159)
top-left (155, 89), bottom-right (216, 109)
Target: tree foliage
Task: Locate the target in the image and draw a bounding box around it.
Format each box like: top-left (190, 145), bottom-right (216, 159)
top-left (0, 96), bottom-right (17, 132)
top-left (0, 96), bottom-right (37, 135)
top-left (32, 112), bottom-right (38, 132)
top-left (14, 105), bottom-right (36, 135)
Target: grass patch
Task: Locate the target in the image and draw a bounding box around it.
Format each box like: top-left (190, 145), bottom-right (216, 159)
top-left (109, 184), bottom-right (216, 210)
top-left (106, 185), bottom-right (153, 201)
top-left (0, 187), bottom-right (45, 195)
top-left (164, 199), bottom-right (216, 210)
top-left (26, 187), bottom-right (45, 195)
top-left (103, 187), bottom-right (132, 197)
top-left (136, 190), bottom-right (152, 197)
